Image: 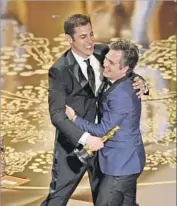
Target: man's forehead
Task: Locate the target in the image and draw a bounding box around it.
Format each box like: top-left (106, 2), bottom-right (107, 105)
top-left (74, 24), bottom-right (92, 34)
top-left (108, 50), bottom-right (122, 55)
top-left (107, 50), bottom-right (122, 59)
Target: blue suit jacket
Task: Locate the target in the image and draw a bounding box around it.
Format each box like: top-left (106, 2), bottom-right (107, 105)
top-left (75, 75), bottom-right (146, 176)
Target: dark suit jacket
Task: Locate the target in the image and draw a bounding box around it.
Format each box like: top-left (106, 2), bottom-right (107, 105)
top-left (48, 44), bottom-right (109, 150)
top-left (75, 75), bottom-right (146, 176)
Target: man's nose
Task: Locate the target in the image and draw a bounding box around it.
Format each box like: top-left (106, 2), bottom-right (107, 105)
top-left (104, 59), bottom-right (109, 67)
top-left (87, 37), bottom-right (93, 44)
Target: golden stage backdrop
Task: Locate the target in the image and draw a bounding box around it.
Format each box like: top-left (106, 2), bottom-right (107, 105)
top-left (0, 1), bottom-right (176, 205)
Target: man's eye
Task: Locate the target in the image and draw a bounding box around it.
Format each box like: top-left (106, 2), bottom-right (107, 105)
top-left (106, 59), bottom-right (112, 64)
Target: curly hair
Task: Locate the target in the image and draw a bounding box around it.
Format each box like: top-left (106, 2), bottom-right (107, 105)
top-left (110, 39), bottom-right (139, 71)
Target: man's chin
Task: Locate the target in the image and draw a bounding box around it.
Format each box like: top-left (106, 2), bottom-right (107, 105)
top-left (103, 72), bottom-right (108, 78)
top-left (86, 48), bottom-right (94, 56)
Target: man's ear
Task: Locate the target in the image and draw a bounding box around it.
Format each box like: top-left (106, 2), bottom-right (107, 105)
top-left (65, 34), bottom-right (73, 44)
top-left (122, 66), bottom-right (129, 74)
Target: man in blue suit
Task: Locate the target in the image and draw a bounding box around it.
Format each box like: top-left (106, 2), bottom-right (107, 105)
top-left (66, 39), bottom-right (145, 206)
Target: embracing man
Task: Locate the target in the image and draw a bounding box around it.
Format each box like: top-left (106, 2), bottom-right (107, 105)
top-left (41, 14), bottom-right (148, 206)
top-left (66, 39), bottom-right (145, 206)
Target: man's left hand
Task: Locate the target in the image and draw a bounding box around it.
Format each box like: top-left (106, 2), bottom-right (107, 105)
top-left (132, 76), bottom-right (147, 98)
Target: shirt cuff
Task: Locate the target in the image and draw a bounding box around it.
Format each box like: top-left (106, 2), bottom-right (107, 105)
top-left (78, 132), bottom-right (90, 145)
top-left (144, 83), bottom-right (149, 95)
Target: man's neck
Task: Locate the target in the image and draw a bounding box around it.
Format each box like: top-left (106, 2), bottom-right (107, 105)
top-left (71, 49), bottom-right (90, 59)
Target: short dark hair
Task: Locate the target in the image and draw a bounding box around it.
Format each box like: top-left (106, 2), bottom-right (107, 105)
top-left (64, 14), bottom-right (91, 38)
top-left (110, 39), bottom-right (139, 71)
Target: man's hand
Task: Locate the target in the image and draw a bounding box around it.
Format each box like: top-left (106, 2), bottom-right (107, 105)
top-left (132, 76), bottom-right (147, 98)
top-left (85, 135), bottom-right (104, 151)
top-left (65, 105), bottom-right (77, 121)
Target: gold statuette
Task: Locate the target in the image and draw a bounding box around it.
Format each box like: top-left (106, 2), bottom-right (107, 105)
top-left (73, 125), bottom-right (120, 164)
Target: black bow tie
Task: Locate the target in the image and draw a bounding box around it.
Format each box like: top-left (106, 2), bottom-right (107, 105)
top-left (103, 80), bottom-right (113, 93)
top-left (108, 81), bottom-right (113, 86)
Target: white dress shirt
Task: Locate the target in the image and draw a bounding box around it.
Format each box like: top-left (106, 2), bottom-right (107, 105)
top-left (71, 50), bottom-right (103, 145)
top-left (72, 51), bottom-right (103, 94)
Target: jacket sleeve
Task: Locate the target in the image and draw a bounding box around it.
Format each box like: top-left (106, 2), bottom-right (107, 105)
top-left (75, 88), bottom-right (132, 137)
top-left (48, 67), bottom-right (84, 146)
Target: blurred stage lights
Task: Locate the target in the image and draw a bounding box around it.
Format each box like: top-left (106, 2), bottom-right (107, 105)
top-left (52, 15), bottom-right (60, 19)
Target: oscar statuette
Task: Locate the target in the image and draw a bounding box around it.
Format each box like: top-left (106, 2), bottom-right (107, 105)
top-left (73, 125), bottom-right (120, 164)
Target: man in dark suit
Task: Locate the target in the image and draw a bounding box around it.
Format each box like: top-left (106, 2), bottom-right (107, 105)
top-left (41, 14), bottom-right (147, 206)
top-left (66, 39), bottom-right (145, 206)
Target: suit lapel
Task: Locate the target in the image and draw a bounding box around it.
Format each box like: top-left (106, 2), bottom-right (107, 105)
top-left (66, 50), bottom-right (88, 88)
top-left (102, 81), bottom-right (119, 99)
top-left (96, 77), bottom-right (107, 100)
top-left (101, 72), bottom-right (134, 102)
top-left (65, 47), bottom-right (108, 96)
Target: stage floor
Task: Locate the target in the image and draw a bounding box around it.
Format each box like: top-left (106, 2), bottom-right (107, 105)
top-left (1, 1), bottom-right (176, 206)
